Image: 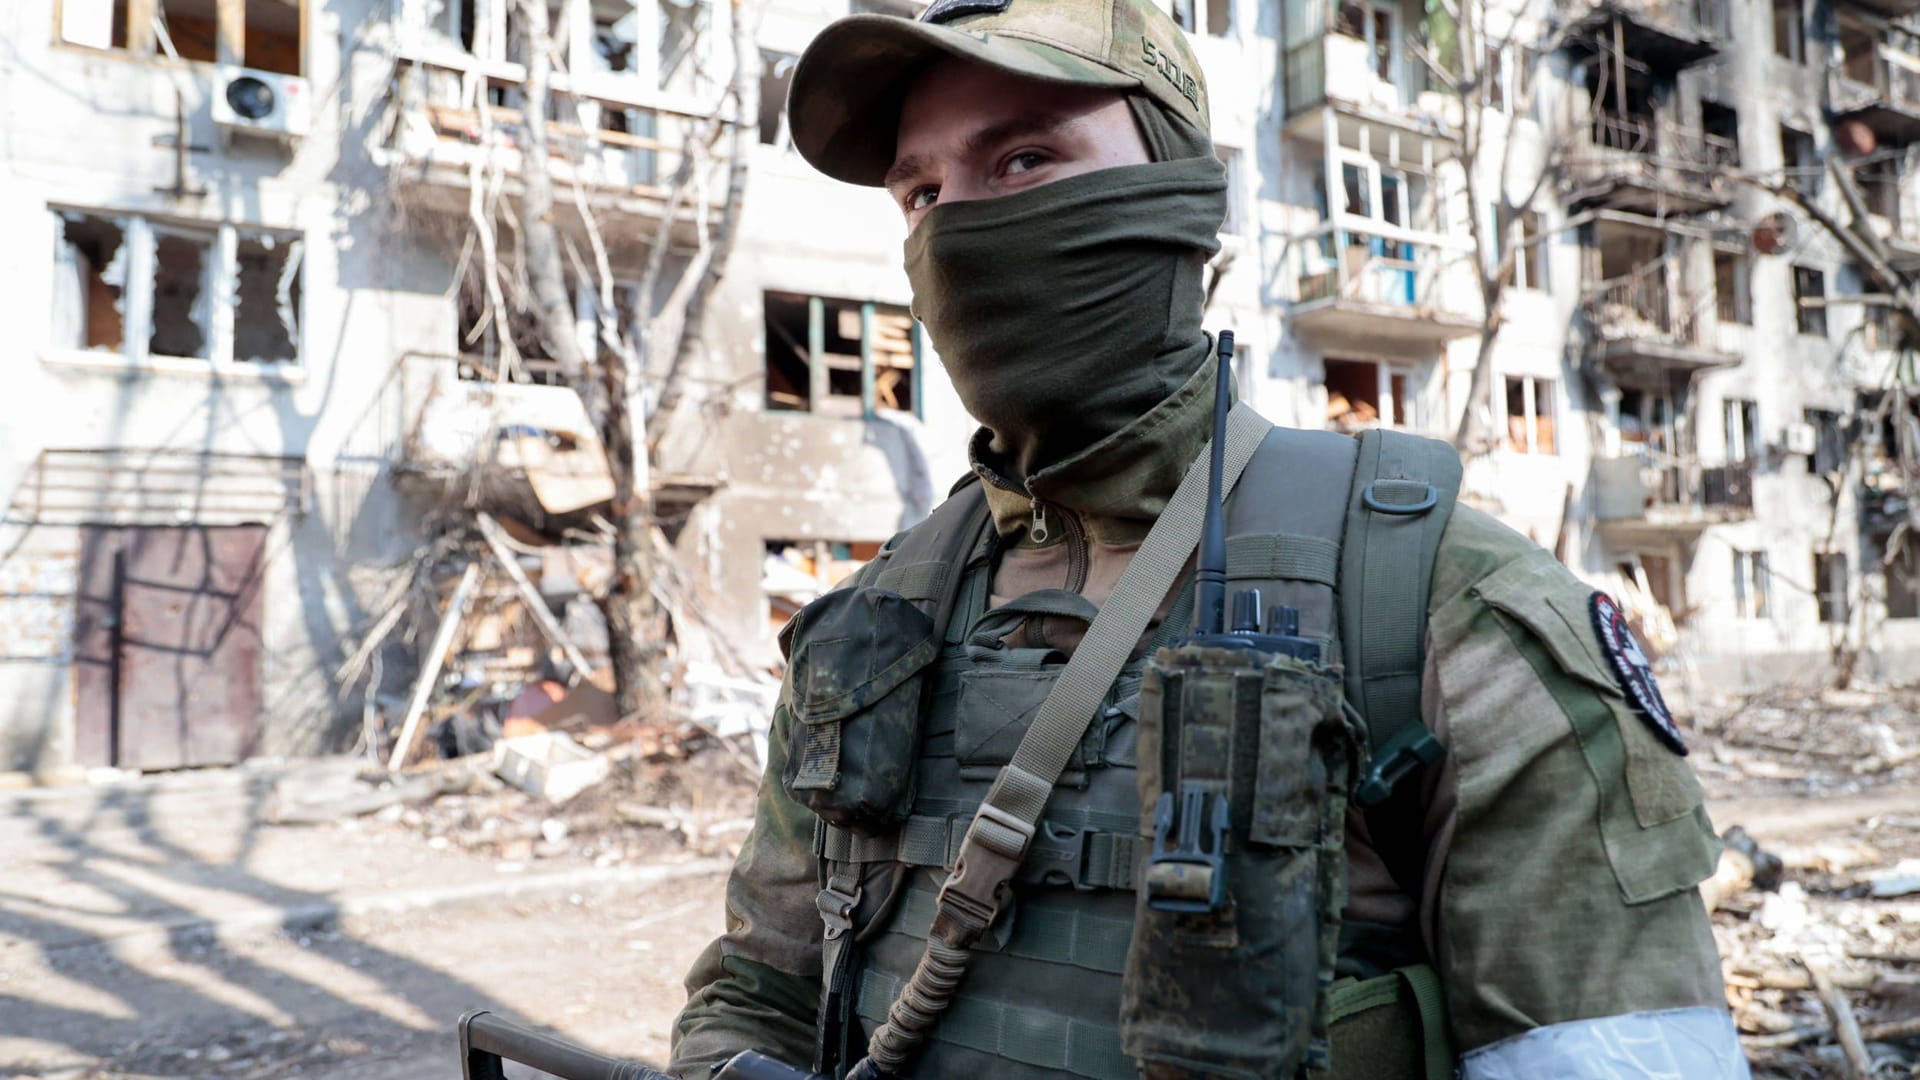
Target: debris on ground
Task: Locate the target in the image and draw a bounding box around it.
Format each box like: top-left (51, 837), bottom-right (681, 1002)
top-left (1688, 680), bottom-right (1920, 1078)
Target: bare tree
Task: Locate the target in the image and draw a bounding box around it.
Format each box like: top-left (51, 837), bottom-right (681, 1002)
top-left (507, 0), bottom-right (755, 724)
top-left (1413, 0), bottom-right (1572, 458)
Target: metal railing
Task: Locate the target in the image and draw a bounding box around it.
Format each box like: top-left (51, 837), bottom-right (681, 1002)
top-left (1566, 115), bottom-right (1737, 191)
top-left (1832, 40), bottom-right (1920, 113)
top-left (1290, 222), bottom-right (1473, 318)
top-left (382, 54), bottom-right (726, 203)
top-left (1583, 257), bottom-right (1717, 350)
top-left (1594, 453), bottom-right (1755, 521)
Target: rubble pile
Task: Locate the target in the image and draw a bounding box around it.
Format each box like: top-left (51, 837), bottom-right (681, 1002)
top-left (1690, 681), bottom-right (1920, 1078)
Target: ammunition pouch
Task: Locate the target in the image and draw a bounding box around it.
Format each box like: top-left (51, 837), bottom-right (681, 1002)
top-left (782, 586), bottom-right (941, 832)
top-left (1122, 647), bottom-right (1358, 1079)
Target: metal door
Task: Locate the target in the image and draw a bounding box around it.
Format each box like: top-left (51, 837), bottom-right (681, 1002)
top-left (72, 526), bottom-right (267, 769)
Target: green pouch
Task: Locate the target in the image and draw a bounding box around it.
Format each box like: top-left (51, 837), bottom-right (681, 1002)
top-left (1122, 647), bottom-right (1354, 1079)
top-left (780, 586), bottom-right (940, 832)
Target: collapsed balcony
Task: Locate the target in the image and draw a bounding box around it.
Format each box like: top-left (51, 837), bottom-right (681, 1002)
top-left (1833, 24), bottom-right (1920, 148)
top-left (1559, 0), bottom-right (1727, 71)
top-left (1582, 260), bottom-right (1737, 383)
top-left (1563, 116), bottom-right (1737, 214)
top-left (375, 53), bottom-right (728, 235)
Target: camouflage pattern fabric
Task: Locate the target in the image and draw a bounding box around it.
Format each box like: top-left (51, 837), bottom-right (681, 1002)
top-left (787, 0), bottom-right (1211, 186)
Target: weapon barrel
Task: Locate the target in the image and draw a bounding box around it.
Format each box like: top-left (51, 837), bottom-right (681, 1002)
top-left (460, 1010), bottom-right (672, 1080)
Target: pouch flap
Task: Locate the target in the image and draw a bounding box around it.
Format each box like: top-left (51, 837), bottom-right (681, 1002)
top-left (788, 587), bottom-right (940, 725)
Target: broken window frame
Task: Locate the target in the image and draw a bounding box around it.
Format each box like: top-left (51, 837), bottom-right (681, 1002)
top-left (1714, 245), bottom-right (1751, 325)
top-left (1772, 0), bottom-right (1806, 63)
top-left (1792, 264), bottom-right (1828, 337)
top-left (1732, 549), bottom-right (1771, 619)
top-left (1722, 397), bottom-right (1761, 463)
top-left (58, 0), bottom-right (308, 75)
top-left (1323, 356), bottom-right (1420, 433)
top-left (1814, 551), bottom-right (1850, 624)
top-left (758, 49), bottom-right (798, 150)
top-left (48, 208), bottom-right (304, 371)
top-left (763, 292), bottom-right (921, 420)
top-left (1172, 0), bottom-right (1233, 36)
top-left (1503, 374), bottom-right (1557, 455)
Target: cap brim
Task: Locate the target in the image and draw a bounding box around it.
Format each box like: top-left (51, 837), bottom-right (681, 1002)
top-left (788, 15), bottom-right (1138, 187)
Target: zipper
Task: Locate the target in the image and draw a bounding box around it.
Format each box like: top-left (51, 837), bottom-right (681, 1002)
top-left (1028, 497), bottom-right (1090, 594)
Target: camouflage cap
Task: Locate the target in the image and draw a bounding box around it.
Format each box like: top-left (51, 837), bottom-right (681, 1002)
top-left (788, 0), bottom-right (1211, 187)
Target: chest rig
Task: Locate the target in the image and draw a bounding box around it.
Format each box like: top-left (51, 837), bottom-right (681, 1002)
top-left (784, 415), bottom-right (1460, 1080)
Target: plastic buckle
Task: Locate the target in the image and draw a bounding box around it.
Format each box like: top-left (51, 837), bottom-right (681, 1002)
top-left (1354, 730), bottom-right (1446, 809)
top-left (816, 882), bottom-right (862, 941)
top-left (1145, 782), bottom-right (1231, 914)
top-left (935, 800), bottom-right (1035, 933)
top-left (1361, 480), bottom-right (1439, 516)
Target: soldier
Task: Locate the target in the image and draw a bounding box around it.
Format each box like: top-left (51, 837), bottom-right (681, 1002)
top-left (672, 0), bottom-right (1749, 1077)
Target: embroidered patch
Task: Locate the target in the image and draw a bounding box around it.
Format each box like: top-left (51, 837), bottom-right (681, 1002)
top-left (1590, 592), bottom-right (1687, 756)
top-left (920, 0), bottom-right (1010, 22)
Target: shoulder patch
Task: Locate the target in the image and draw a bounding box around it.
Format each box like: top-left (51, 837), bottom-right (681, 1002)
top-left (1589, 592), bottom-right (1686, 756)
top-left (920, 0), bottom-right (1009, 22)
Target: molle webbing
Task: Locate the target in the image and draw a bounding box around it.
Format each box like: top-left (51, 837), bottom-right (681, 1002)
top-left (818, 812), bottom-right (1142, 891)
top-left (856, 970), bottom-right (1132, 1080)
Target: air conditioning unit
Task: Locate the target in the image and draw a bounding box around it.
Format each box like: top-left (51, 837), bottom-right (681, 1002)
top-left (210, 66), bottom-right (311, 142)
top-left (1782, 421), bottom-right (1818, 456)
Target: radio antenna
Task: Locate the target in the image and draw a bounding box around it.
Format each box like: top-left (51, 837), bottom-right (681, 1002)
top-left (1194, 331), bottom-right (1233, 636)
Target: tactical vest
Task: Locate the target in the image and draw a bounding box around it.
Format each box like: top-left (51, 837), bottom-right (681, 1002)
top-left (792, 426), bottom-right (1460, 1080)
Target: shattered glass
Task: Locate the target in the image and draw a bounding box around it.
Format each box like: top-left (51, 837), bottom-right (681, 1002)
top-left (233, 230), bottom-right (304, 364)
top-left (149, 228), bottom-right (215, 360)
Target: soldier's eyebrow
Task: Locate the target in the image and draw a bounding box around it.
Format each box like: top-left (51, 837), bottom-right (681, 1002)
top-left (884, 111), bottom-right (1074, 191)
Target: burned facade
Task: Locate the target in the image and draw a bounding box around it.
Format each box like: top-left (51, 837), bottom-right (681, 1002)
top-left (0, 0), bottom-right (961, 778)
top-left (4, 0), bottom-right (1917, 779)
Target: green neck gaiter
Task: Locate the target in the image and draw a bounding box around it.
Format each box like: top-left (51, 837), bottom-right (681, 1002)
top-left (905, 153), bottom-right (1226, 482)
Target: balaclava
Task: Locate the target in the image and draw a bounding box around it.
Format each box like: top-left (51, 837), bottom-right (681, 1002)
top-left (903, 95), bottom-right (1226, 482)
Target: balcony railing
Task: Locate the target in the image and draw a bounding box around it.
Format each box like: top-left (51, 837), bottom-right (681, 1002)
top-left (379, 53), bottom-right (725, 217)
top-left (1593, 453), bottom-right (1755, 524)
top-left (1292, 223), bottom-right (1472, 316)
top-left (1833, 42), bottom-right (1920, 115)
top-left (1583, 258), bottom-right (1717, 351)
top-left (1566, 116), bottom-right (1736, 195)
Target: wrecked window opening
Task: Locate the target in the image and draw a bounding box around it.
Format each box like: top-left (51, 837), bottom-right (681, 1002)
top-left (763, 539), bottom-right (885, 633)
top-left (232, 230), bottom-right (303, 364)
top-left (1324, 357), bottom-right (1416, 432)
top-left (1702, 101), bottom-right (1739, 166)
top-left (61, 0), bottom-right (303, 74)
top-left (1805, 408), bottom-right (1848, 475)
top-left (1815, 552), bottom-right (1850, 624)
top-left (590, 0), bottom-right (640, 74)
top-left (53, 213), bottom-right (130, 352)
top-left (1733, 550), bottom-right (1771, 619)
top-left (763, 292), bottom-right (916, 417)
top-left (1793, 264), bottom-right (1827, 337)
top-left (1714, 247), bottom-right (1750, 325)
top-left (1723, 398), bottom-right (1760, 462)
top-left (1514, 210), bottom-right (1545, 290)
top-left (1504, 375), bottom-right (1557, 454)
top-left (759, 50), bottom-right (798, 148)
top-left (150, 228), bottom-right (216, 361)
top-left (658, 0), bottom-right (709, 89)
top-left (1888, 537), bottom-right (1920, 619)
top-left (1780, 125), bottom-right (1820, 195)
top-left (1773, 0), bottom-right (1805, 62)
top-left (1172, 0), bottom-right (1232, 36)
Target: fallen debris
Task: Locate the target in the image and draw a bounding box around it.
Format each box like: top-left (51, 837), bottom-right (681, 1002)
top-left (494, 731), bottom-right (610, 804)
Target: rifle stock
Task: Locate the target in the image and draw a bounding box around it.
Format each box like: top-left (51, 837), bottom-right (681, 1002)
top-left (458, 1010), bottom-right (824, 1080)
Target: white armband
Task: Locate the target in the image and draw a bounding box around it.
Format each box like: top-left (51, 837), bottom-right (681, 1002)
top-left (1461, 1007), bottom-right (1751, 1080)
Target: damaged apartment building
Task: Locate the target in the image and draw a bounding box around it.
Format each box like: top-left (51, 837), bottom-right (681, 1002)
top-left (3, 0), bottom-right (1916, 779)
top-left (0, 0), bottom-right (968, 778)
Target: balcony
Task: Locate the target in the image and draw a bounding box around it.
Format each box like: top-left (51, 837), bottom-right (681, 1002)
top-left (375, 53), bottom-right (725, 232)
top-left (351, 353), bottom-right (720, 526)
top-left (1282, 27), bottom-right (1459, 143)
top-left (1832, 41), bottom-right (1920, 147)
top-left (1287, 222), bottom-right (1479, 345)
top-left (1840, 0), bottom-right (1920, 23)
top-left (1582, 262), bottom-right (1737, 384)
top-left (1592, 455), bottom-right (1755, 537)
top-left (1559, 0), bottom-right (1726, 71)
top-left (1563, 117), bottom-right (1737, 214)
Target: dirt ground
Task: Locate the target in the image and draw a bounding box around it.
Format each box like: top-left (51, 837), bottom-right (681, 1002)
top-left (4, 690), bottom-right (1919, 1079)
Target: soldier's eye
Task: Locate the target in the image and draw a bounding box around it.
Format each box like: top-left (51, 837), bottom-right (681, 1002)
top-left (904, 185), bottom-right (939, 212)
top-left (1003, 151), bottom-right (1048, 176)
